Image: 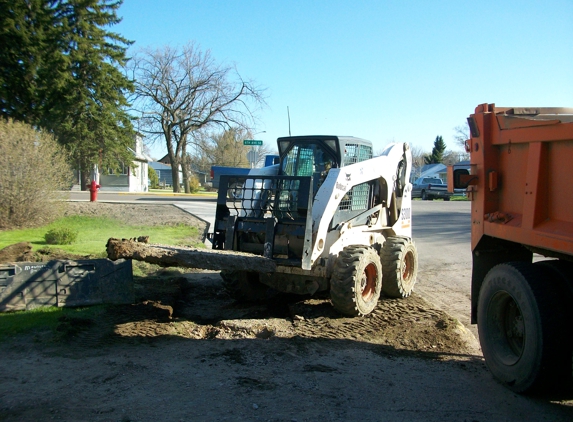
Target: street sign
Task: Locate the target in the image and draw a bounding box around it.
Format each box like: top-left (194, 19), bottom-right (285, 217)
top-left (243, 139), bottom-right (263, 146)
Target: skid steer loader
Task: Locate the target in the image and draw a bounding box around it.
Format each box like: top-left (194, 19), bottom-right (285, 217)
top-left (211, 135), bottom-right (418, 316)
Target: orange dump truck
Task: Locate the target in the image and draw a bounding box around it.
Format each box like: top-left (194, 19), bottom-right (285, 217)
top-left (449, 103), bottom-right (573, 393)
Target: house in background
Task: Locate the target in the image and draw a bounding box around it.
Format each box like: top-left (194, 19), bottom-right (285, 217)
top-left (414, 163), bottom-right (448, 182)
top-left (155, 154), bottom-right (209, 186)
top-left (411, 161), bottom-right (471, 183)
top-left (149, 161), bottom-right (174, 188)
top-left (158, 154), bottom-right (171, 165)
top-left (98, 134), bottom-right (152, 192)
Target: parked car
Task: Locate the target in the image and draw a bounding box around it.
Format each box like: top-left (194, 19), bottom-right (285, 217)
top-left (411, 177), bottom-right (452, 200)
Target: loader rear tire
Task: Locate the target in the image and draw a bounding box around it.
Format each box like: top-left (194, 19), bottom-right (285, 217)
top-left (380, 236), bottom-right (418, 298)
top-left (220, 270), bottom-right (268, 303)
top-left (330, 246), bottom-right (382, 316)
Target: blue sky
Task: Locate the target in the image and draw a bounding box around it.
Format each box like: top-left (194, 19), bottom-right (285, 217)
top-left (115, 0), bottom-right (573, 158)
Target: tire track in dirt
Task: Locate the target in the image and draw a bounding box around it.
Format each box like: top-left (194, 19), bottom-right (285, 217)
top-left (51, 273), bottom-right (476, 359)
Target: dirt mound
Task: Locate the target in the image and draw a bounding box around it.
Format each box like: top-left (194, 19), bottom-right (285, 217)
top-left (0, 242), bottom-right (35, 263)
top-left (0, 243), bottom-right (93, 264)
top-left (46, 271), bottom-right (474, 358)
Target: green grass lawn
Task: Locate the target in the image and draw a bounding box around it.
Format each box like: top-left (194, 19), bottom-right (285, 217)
top-left (0, 215), bottom-right (202, 255)
top-left (0, 214), bottom-right (205, 340)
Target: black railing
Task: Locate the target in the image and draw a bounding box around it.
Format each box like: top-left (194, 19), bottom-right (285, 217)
top-left (216, 175), bottom-right (313, 222)
top-left (213, 175), bottom-right (314, 263)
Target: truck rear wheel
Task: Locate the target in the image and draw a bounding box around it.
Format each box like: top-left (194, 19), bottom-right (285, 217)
top-left (330, 246), bottom-right (381, 316)
top-left (220, 270), bottom-right (268, 303)
top-left (380, 236), bottom-right (418, 298)
top-left (533, 260), bottom-right (573, 388)
top-left (478, 262), bottom-right (568, 393)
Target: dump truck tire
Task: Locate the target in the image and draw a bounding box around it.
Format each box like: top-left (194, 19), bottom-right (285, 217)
top-left (380, 236), bottom-right (418, 298)
top-left (478, 262), bottom-right (569, 393)
top-left (220, 270), bottom-right (268, 303)
top-left (330, 246), bottom-right (381, 316)
top-left (534, 260), bottom-right (573, 389)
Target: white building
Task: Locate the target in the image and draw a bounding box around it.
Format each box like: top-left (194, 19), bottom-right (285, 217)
top-left (97, 134), bottom-right (152, 192)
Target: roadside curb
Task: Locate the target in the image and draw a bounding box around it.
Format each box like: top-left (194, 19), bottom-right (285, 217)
top-left (173, 204), bottom-right (212, 245)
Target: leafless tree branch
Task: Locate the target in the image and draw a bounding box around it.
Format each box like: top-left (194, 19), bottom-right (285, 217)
top-left (128, 42), bottom-right (267, 192)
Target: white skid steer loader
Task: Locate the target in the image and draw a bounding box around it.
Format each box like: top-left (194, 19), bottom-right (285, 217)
top-left (210, 135), bottom-right (418, 316)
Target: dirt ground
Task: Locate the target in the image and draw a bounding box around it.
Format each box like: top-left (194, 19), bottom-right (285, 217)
top-left (1, 202), bottom-right (572, 421)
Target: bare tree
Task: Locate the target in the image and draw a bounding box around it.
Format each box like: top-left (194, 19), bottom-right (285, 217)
top-left (409, 144), bottom-right (427, 181)
top-left (453, 123), bottom-right (470, 150)
top-left (254, 142), bottom-right (279, 167)
top-left (129, 43), bottom-right (266, 192)
top-left (442, 150), bottom-right (460, 165)
top-left (197, 128), bottom-right (251, 169)
top-left (189, 128), bottom-right (278, 180)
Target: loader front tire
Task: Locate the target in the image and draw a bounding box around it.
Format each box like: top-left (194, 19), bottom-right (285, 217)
top-left (220, 270), bottom-right (268, 303)
top-left (380, 236), bottom-right (418, 298)
top-left (330, 246), bottom-right (382, 316)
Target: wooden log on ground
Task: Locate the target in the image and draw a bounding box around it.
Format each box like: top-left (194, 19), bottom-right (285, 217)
top-left (106, 238), bottom-right (277, 273)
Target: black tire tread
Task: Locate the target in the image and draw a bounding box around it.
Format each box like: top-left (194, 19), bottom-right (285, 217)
top-left (330, 246), bottom-right (381, 316)
top-left (380, 236), bottom-right (418, 298)
top-left (478, 262), bottom-right (569, 393)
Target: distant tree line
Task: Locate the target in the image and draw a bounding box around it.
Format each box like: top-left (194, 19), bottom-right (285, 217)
top-left (0, 0), bottom-right (135, 190)
top-left (1, 1), bottom-right (269, 194)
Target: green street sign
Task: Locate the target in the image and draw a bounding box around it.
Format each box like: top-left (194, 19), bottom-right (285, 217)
top-left (243, 139), bottom-right (263, 146)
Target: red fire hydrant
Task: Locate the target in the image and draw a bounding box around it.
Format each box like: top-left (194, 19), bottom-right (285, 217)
top-left (89, 180), bottom-right (100, 202)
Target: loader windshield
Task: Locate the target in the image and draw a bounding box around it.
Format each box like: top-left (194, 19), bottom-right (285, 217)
top-left (281, 144), bottom-right (335, 178)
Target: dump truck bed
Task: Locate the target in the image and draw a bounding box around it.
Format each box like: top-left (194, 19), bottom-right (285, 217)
top-left (464, 104), bottom-right (573, 257)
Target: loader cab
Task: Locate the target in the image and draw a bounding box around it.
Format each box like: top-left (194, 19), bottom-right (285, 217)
top-left (277, 135), bottom-right (373, 181)
top-left (277, 136), bottom-right (374, 226)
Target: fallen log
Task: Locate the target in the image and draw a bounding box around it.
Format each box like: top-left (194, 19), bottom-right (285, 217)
top-left (106, 238), bottom-right (277, 273)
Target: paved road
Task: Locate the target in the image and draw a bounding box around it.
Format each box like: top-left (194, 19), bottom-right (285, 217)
top-left (412, 200), bottom-right (475, 337)
top-left (68, 191), bottom-right (218, 233)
